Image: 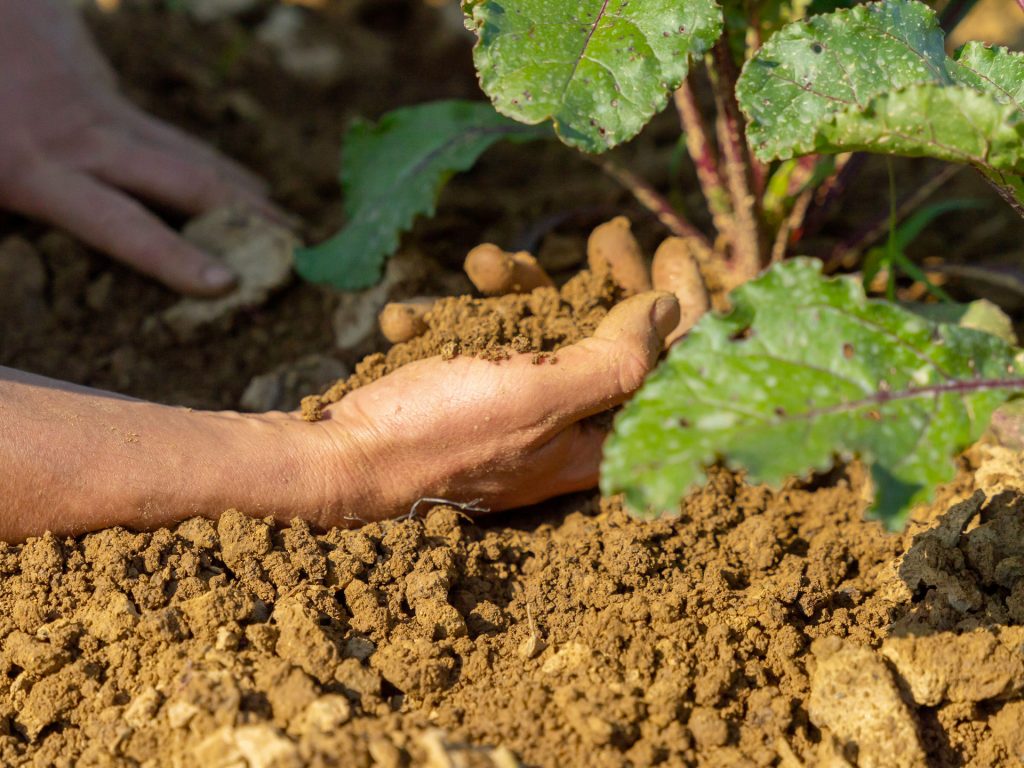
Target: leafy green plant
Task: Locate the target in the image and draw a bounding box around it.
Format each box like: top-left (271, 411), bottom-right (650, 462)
top-left (296, 101), bottom-right (546, 289)
top-left (601, 259), bottom-right (1023, 528)
top-left (301, 0), bottom-right (1024, 526)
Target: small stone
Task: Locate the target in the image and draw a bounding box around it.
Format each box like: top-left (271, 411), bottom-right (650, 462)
top-left (809, 639), bottom-right (925, 768)
top-left (541, 642), bottom-right (592, 675)
top-left (123, 687), bottom-right (162, 729)
top-left (517, 633), bottom-right (546, 661)
top-left (215, 624), bottom-right (242, 651)
top-left (161, 206), bottom-right (297, 340)
top-left (257, 6), bottom-right (346, 87)
top-left (297, 695), bottom-right (352, 732)
top-left (240, 354), bottom-right (349, 412)
top-left (166, 699), bottom-right (200, 729)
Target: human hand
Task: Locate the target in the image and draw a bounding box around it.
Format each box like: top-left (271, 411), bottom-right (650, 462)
top-left (309, 220), bottom-right (711, 525)
top-left (316, 291), bottom-right (681, 525)
top-left (0, 0), bottom-right (278, 295)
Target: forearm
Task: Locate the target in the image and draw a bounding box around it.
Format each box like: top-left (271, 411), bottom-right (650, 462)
top-left (0, 367), bottom-right (366, 541)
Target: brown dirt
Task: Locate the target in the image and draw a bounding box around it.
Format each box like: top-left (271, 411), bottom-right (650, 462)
top-left (2, 459), bottom-right (1023, 766)
top-left (5, 259), bottom-right (1024, 766)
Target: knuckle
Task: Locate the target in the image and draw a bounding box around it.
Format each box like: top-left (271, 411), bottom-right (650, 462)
top-left (616, 347), bottom-right (654, 394)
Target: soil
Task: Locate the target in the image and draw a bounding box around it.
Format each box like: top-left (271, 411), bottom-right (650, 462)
top-left (3, 2), bottom-right (1024, 767)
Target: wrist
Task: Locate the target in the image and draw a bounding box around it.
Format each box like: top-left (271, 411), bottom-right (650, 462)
top-left (188, 410), bottom-right (376, 529)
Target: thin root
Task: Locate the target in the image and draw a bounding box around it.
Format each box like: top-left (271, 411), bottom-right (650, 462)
top-left (406, 496), bottom-right (490, 521)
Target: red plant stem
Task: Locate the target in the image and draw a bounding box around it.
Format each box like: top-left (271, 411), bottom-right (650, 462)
top-left (825, 164), bottom-right (962, 271)
top-left (1018, 0), bottom-right (1024, 14)
top-left (594, 157), bottom-right (715, 260)
top-left (709, 40), bottom-right (766, 286)
top-left (674, 77), bottom-right (732, 236)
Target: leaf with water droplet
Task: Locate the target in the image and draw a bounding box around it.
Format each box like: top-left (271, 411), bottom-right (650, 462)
top-left (735, 0), bottom-right (1024, 212)
top-left (463, 0), bottom-right (722, 152)
top-left (296, 100), bottom-right (547, 289)
top-left (601, 258), bottom-right (1024, 529)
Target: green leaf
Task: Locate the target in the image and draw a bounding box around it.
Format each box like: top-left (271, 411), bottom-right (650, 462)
top-left (295, 100), bottom-right (547, 290)
top-left (735, 0), bottom-right (1024, 212)
top-left (601, 258), bottom-right (1024, 528)
top-left (463, 0), bottom-right (722, 153)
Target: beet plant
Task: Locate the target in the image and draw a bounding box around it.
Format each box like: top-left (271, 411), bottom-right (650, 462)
top-left (299, 0), bottom-right (1024, 527)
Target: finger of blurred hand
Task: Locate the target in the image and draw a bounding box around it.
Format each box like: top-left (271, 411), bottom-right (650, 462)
top-left (526, 291), bottom-right (679, 426)
top-left (10, 164), bottom-right (237, 296)
top-left (464, 243), bottom-right (553, 295)
top-left (652, 237), bottom-right (710, 345)
top-left (89, 130), bottom-right (273, 219)
top-left (119, 105), bottom-right (269, 197)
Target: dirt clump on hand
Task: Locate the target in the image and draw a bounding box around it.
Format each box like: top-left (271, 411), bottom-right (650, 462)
top-left (300, 268), bottom-right (620, 420)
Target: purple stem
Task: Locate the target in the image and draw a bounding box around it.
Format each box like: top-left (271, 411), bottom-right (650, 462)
top-left (709, 40), bottom-right (766, 285)
top-left (674, 77), bottom-right (731, 233)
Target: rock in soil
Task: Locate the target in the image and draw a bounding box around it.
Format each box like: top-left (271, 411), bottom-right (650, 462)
top-left (808, 638), bottom-right (926, 767)
top-left (240, 354), bottom-right (349, 412)
top-left (161, 206), bottom-right (296, 341)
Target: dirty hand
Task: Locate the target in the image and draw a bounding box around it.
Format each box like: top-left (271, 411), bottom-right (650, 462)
top-left (0, 0), bottom-right (275, 295)
top-left (316, 219), bottom-right (712, 525)
top-left (316, 291), bottom-right (681, 525)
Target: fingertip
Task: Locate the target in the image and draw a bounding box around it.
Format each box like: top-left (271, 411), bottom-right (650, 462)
top-left (199, 262), bottom-right (238, 294)
top-left (595, 291), bottom-right (679, 347)
top-left (651, 293), bottom-right (682, 344)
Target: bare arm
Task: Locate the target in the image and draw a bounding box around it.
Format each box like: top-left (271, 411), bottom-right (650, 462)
top-left (0, 292), bottom-right (678, 542)
top-left (0, 367), bottom-right (364, 541)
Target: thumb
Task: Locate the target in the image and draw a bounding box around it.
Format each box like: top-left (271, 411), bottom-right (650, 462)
top-left (533, 291), bottom-right (679, 424)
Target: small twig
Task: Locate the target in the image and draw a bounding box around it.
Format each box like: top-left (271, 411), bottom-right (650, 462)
top-left (825, 164), bottom-right (963, 271)
top-left (708, 40), bottom-right (767, 286)
top-left (673, 77), bottom-right (731, 234)
top-left (406, 496), bottom-right (490, 521)
top-left (593, 157), bottom-right (716, 262)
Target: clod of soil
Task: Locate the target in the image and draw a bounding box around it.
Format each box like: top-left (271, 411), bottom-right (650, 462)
top-left (301, 268), bottom-right (621, 420)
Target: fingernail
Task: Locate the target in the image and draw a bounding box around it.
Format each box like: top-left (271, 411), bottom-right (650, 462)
top-left (201, 263), bottom-right (236, 291)
top-left (651, 293), bottom-right (681, 343)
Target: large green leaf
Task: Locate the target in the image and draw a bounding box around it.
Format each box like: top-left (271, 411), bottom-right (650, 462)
top-left (463, 0), bottom-right (722, 153)
top-left (735, 0), bottom-right (1024, 211)
top-left (296, 100), bottom-right (547, 290)
top-left (601, 259), bottom-right (1024, 528)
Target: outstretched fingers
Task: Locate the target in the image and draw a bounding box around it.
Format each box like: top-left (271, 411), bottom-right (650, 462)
top-left (8, 164), bottom-right (236, 296)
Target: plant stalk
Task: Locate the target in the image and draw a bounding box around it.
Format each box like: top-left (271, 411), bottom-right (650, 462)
top-left (708, 40), bottom-right (766, 286)
top-left (673, 77), bottom-right (732, 235)
top-left (594, 157), bottom-right (715, 261)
